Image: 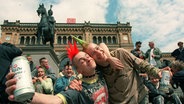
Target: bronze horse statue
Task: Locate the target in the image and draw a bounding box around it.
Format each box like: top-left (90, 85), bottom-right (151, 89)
top-left (36, 4), bottom-right (55, 48)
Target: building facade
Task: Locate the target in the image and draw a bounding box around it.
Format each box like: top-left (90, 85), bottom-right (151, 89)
top-left (1, 20), bottom-right (174, 70)
top-left (1, 20), bottom-right (134, 70)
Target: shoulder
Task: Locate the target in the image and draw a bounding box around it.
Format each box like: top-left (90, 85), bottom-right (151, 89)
top-left (131, 49), bottom-right (136, 53)
top-left (154, 47), bottom-right (161, 51)
top-left (111, 48), bottom-right (128, 53)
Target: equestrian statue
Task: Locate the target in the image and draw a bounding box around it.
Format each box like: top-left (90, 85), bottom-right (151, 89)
top-left (36, 4), bottom-right (56, 48)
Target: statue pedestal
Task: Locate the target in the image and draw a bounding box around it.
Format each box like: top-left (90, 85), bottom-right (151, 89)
top-left (21, 45), bottom-right (60, 77)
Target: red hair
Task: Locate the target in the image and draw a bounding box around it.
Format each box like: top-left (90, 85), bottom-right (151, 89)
top-left (66, 41), bottom-right (79, 61)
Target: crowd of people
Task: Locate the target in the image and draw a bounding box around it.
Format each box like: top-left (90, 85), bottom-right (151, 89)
top-left (1, 37), bottom-right (184, 104)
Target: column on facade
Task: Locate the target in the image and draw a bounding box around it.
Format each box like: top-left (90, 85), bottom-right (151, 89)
top-left (127, 32), bottom-right (132, 43)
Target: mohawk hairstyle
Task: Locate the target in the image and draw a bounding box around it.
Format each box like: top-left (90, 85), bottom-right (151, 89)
top-left (66, 41), bottom-right (79, 61)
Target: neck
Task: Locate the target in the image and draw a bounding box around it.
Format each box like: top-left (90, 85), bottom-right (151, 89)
top-left (83, 73), bottom-right (96, 78)
top-left (82, 74), bottom-right (98, 84)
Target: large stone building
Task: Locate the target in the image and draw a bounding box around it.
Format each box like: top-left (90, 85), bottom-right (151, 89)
top-left (0, 20), bottom-right (133, 73)
top-left (0, 20), bottom-right (174, 75)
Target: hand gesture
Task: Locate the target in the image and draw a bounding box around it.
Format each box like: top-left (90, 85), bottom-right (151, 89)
top-left (107, 57), bottom-right (124, 70)
top-left (42, 76), bottom-right (47, 80)
top-left (69, 79), bottom-right (82, 91)
top-left (37, 77), bottom-right (43, 81)
top-left (32, 77), bottom-right (38, 83)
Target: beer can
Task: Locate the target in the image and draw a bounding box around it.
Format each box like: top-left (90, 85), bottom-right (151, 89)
top-left (159, 70), bottom-right (171, 93)
top-left (11, 56), bottom-right (35, 102)
top-left (160, 70), bottom-right (170, 85)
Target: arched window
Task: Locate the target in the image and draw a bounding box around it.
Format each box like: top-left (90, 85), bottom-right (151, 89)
top-left (98, 37), bottom-right (102, 44)
top-left (20, 37), bottom-right (24, 45)
top-left (79, 36), bottom-right (82, 40)
top-left (31, 37), bottom-right (35, 45)
top-left (57, 36), bottom-right (61, 44)
top-left (63, 36), bottom-right (67, 44)
top-left (112, 36), bottom-right (116, 44)
top-left (103, 36), bottom-right (107, 43)
top-left (68, 36), bottom-right (72, 43)
top-left (25, 37), bottom-right (30, 45)
top-left (108, 36), bottom-right (111, 44)
top-left (93, 37), bottom-right (97, 43)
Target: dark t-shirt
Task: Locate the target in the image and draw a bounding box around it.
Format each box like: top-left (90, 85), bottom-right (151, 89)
top-left (0, 42), bottom-right (22, 103)
top-left (58, 75), bottom-right (108, 104)
top-left (172, 70), bottom-right (184, 93)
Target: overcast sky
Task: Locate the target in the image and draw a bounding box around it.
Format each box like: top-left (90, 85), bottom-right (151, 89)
top-left (0, 0), bottom-right (183, 52)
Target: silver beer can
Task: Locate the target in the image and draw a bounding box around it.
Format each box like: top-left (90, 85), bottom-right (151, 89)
top-left (159, 70), bottom-right (171, 93)
top-left (160, 70), bottom-right (170, 85)
top-left (11, 56), bottom-right (35, 102)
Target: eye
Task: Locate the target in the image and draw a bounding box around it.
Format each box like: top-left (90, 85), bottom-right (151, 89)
top-left (95, 46), bottom-right (100, 50)
top-left (85, 54), bottom-right (90, 58)
top-left (79, 58), bottom-right (85, 65)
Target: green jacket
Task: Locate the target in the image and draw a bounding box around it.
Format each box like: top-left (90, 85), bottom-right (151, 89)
top-left (145, 48), bottom-right (162, 68)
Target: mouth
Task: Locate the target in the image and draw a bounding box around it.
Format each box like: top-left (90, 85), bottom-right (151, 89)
top-left (87, 59), bottom-right (94, 66)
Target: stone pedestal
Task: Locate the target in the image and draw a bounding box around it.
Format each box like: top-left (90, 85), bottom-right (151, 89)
top-left (20, 45), bottom-right (60, 77)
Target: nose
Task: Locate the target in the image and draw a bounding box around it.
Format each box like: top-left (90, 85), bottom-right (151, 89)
top-left (94, 49), bottom-right (102, 55)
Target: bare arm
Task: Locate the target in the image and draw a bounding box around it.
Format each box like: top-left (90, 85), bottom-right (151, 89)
top-left (6, 72), bottom-right (62, 104)
top-left (32, 92), bottom-right (62, 104)
top-left (99, 43), bottom-right (124, 70)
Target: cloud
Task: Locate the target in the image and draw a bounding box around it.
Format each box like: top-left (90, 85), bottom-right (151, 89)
top-left (0, 0), bottom-right (39, 23)
top-left (0, 0), bottom-right (184, 53)
top-left (118, 0), bottom-right (184, 52)
top-left (53, 0), bottom-right (108, 23)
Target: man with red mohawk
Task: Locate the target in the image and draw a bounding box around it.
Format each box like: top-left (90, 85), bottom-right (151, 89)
top-left (71, 35), bottom-right (170, 104)
top-left (5, 41), bottom-right (109, 104)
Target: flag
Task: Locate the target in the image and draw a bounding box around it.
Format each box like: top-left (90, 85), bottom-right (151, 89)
top-left (67, 18), bottom-right (76, 24)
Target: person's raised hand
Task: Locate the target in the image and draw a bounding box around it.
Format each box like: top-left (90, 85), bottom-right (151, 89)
top-left (107, 57), bottom-right (124, 70)
top-left (69, 79), bottom-right (82, 91)
top-left (5, 72), bottom-right (16, 101)
top-left (99, 43), bottom-right (124, 70)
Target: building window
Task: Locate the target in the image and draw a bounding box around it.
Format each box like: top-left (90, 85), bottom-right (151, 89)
top-left (93, 37), bottom-right (97, 44)
top-left (63, 36), bottom-right (67, 44)
top-left (98, 37), bottom-right (102, 44)
top-left (112, 36), bottom-right (116, 44)
top-left (25, 37), bottom-right (30, 45)
top-left (68, 36), bottom-right (72, 43)
top-left (103, 36), bottom-right (107, 43)
top-left (6, 36), bottom-right (11, 41)
top-left (57, 36), bottom-right (61, 44)
top-left (31, 37), bottom-right (36, 45)
top-left (20, 37), bottom-right (24, 45)
top-left (78, 36), bottom-right (82, 40)
top-left (123, 35), bottom-right (128, 41)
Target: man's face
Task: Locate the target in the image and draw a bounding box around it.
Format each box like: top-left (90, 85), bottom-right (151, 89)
top-left (73, 52), bottom-right (96, 76)
top-left (136, 43), bottom-right (141, 49)
top-left (27, 56), bottom-right (32, 62)
top-left (64, 65), bottom-right (74, 77)
top-left (150, 77), bottom-right (159, 84)
top-left (41, 59), bottom-right (49, 67)
top-left (149, 42), bottom-right (154, 48)
top-left (84, 43), bottom-right (107, 65)
top-left (37, 68), bottom-right (45, 77)
top-left (178, 42), bottom-right (183, 48)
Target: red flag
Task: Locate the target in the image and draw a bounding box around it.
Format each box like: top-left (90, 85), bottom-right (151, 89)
top-left (67, 18), bottom-right (76, 24)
